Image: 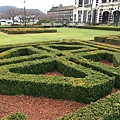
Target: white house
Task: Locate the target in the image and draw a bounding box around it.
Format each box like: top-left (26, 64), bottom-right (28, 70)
top-left (0, 19), bottom-right (13, 25)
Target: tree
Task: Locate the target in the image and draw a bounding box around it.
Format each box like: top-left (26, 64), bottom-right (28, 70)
top-left (3, 8), bottom-right (21, 24)
top-left (26, 9), bottom-right (46, 24)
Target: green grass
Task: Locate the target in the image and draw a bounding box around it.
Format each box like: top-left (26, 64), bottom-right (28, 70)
top-left (0, 27), bottom-right (119, 45)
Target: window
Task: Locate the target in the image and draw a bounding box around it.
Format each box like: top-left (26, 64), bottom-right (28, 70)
top-left (74, 14), bottom-right (76, 21)
top-left (102, 0), bottom-right (107, 3)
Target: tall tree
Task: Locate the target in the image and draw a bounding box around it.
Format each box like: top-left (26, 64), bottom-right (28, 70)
top-left (3, 8), bottom-right (21, 24)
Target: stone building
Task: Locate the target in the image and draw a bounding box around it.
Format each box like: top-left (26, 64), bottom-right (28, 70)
top-left (73, 0), bottom-right (120, 25)
top-left (47, 4), bottom-right (73, 23)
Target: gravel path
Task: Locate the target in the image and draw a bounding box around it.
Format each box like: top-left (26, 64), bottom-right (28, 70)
top-left (0, 95), bottom-right (87, 120)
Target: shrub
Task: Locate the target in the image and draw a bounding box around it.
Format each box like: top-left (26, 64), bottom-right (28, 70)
top-left (0, 28), bottom-right (57, 34)
top-left (94, 34), bottom-right (120, 45)
top-left (57, 91), bottom-right (120, 120)
top-left (2, 112), bottom-right (27, 120)
top-left (0, 39), bottom-right (119, 104)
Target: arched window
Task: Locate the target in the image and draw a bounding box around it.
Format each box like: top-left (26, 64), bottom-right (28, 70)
top-left (102, 0), bottom-right (107, 3)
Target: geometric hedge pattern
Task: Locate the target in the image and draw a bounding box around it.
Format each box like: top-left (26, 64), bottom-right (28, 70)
top-left (0, 39), bottom-right (120, 104)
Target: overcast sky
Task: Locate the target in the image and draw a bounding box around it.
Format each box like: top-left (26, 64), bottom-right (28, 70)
top-left (0, 0), bottom-right (75, 12)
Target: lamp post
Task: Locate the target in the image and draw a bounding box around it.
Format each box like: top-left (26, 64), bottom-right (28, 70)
top-left (23, 0), bottom-right (26, 26)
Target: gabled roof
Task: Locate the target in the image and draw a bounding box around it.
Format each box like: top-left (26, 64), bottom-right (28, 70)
top-left (58, 5), bottom-right (73, 11)
top-left (48, 5), bottom-right (73, 12)
top-left (49, 6), bottom-right (59, 12)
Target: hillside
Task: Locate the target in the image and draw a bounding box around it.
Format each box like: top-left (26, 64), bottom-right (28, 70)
top-left (0, 6), bottom-right (17, 13)
top-left (0, 6), bottom-right (45, 15)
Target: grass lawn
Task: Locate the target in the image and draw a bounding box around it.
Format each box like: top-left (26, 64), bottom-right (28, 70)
top-left (0, 27), bottom-right (119, 45)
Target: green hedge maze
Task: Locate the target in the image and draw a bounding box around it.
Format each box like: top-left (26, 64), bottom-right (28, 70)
top-left (0, 39), bottom-right (120, 119)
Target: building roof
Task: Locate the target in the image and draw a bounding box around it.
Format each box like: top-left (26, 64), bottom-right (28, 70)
top-left (49, 6), bottom-right (59, 12)
top-left (58, 5), bottom-right (73, 11)
top-left (48, 5), bottom-right (73, 12)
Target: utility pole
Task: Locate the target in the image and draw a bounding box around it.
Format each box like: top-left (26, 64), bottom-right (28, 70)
top-left (24, 0), bottom-right (26, 26)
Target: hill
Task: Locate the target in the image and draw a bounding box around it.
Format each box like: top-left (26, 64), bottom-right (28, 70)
top-left (0, 6), bottom-right (17, 13)
top-left (0, 6), bottom-right (45, 15)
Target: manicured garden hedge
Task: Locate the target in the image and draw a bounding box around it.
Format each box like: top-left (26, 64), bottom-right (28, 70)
top-left (0, 57), bottom-right (114, 103)
top-left (0, 39), bottom-right (119, 112)
top-left (70, 50), bottom-right (120, 88)
top-left (94, 34), bottom-right (120, 45)
top-left (0, 28), bottom-right (57, 34)
top-left (57, 91), bottom-right (120, 120)
top-left (82, 26), bottom-right (120, 31)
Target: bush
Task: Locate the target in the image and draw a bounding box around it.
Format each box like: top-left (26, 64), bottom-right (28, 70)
top-left (0, 28), bottom-right (57, 34)
top-left (58, 91), bottom-right (120, 120)
top-left (2, 112), bottom-right (27, 120)
top-left (82, 26), bottom-right (120, 31)
top-left (0, 39), bottom-right (119, 104)
top-left (94, 34), bottom-right (120, 45)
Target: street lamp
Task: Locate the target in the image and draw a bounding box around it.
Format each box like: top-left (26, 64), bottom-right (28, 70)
top-left (23, 0), bottom-right (26, 26)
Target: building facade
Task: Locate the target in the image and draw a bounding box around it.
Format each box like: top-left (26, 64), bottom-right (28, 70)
top-left (73, 0), bottom-right (120, 25)
top-left (47, 5), bottom-right (73, 23)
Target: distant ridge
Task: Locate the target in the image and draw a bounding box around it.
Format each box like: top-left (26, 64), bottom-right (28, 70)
top-left (0, 6), bottom-right (17, 13)
top-left (0, 6), bottom-right (45, 15)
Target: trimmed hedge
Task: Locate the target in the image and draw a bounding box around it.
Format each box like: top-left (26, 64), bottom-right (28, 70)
top-left (70, 51), bottom-right (120, 88)
top-left (0, 39), bottom-right (119, 104)
top-left (57, 91), bottom-right (120, 120)
top-left (82, 26), bottom-right (120, 31)
top-left (1, 28), bottom-right (57, 34)
top-left (94, 34), bottom-right (120, 45)
top-left (0, 57), bottom-right (114, 103)
top-left (113, 53), bottom-right (120, 67)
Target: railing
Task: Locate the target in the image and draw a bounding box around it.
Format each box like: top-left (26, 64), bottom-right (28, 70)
top-left (41, 23), bottom-right (51, 27)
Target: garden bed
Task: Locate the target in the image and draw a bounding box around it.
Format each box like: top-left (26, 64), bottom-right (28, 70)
top-left (0, 39), bottom-right (120, 119)
top-left (43, 70), bottom-right (64, 76)
top-left (0, 95), bottom-right (87, 120)
top-left (99, 59), bottom-right (114, 67)
top-left (0, 89), bottom-right (119, 120)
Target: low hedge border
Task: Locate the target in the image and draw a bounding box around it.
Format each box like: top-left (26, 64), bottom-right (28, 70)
top-left (94, 35), bottom-right (120, 45)
top-left (57, 91), bottom-right (120, 120)
top-left (0, 53), bottom-right (52, 66)
top-left (0, 57), bottom-right (114, 103)
top-left (0, 46), bottom-right (41, 59)
top-left (83, 41), bottom-right (120, 52)
top-left (113, 54), bottom-right (120, 67)
top-left (82, 26), bottom-right (120, 31)
top-left (69, 51), bottom-right (120, 88)
top-left (1, 28), bottom-right (57, 34)
top-left (0, 39), bottom-right (119, 104)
